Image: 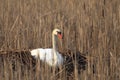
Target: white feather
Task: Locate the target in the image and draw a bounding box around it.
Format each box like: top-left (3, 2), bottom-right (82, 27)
top-left (31, 48), bottom-right (63, 66)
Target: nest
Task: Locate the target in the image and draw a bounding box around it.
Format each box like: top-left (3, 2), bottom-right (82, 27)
top-left (0, 49), bottom-right (87, 77)
top-left (0, 50), bottom-right (36, 70)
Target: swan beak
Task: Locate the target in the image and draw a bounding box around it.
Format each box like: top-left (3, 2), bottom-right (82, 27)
top-left (58, 34), bottom-right (63, 39)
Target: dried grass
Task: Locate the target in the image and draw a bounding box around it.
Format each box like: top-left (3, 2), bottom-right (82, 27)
top-left (0, 0), bottom-right (120, 80)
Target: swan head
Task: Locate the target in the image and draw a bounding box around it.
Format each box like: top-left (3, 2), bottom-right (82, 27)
top-left (52, 28), bottom-right (62, 39)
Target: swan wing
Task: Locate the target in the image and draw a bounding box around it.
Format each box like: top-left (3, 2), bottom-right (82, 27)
top-left (31, 48), bottom-right (63, 66)
top-left (31, 48), bottom-right (53, 61)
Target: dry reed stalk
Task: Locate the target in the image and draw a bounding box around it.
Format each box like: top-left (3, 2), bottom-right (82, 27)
top-left (0, 0), bottom-right (120, 80)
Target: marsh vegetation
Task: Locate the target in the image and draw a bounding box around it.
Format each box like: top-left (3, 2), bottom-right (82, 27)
top-left (0, 0), bottom-right (120, 80)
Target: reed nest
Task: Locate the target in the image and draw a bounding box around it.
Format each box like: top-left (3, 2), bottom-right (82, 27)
top-left (0, 49), bottom-right (87, 79)
top-left (0, 50), bottom-right (36, 70)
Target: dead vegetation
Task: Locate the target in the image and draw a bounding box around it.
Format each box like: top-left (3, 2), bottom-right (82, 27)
top-left (0, 0), bottom-right (120, 80)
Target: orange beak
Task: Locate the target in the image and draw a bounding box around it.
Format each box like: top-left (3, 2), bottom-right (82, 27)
top-left (58, 34), bottom-right (63, 39)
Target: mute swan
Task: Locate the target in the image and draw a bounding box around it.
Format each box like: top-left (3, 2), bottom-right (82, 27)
top-left (30, 29), bottom-right (63, 66)
top-left (30, 29), bottom-right (87, 75)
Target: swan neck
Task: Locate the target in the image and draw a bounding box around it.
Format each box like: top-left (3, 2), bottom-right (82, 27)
top-left (52, 33), bottom-right (58, 64)
top-left (52, 34), bottom-right (57, 52)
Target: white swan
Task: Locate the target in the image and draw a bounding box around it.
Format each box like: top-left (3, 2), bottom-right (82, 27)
top-left (30, 29), bottom-right (63, 66)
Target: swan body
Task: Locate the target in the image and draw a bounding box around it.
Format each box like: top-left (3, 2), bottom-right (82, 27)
top-left (30, 29), bottom-right (63, 66)
top-left (31, 48), bottom-right (63, 66)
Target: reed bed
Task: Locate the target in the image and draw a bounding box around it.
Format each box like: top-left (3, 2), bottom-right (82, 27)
top-left (0, 0), bottom-right (120, 80)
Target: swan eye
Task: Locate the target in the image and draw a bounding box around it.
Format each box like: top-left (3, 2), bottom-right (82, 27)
top-left (57, 31), bottom-right (62, 39)
top-left (57, 31), bottom-right (61, 35)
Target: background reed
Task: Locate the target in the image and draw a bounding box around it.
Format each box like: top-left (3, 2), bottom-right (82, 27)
top-left (0, 0), bottom-right (120, 80)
